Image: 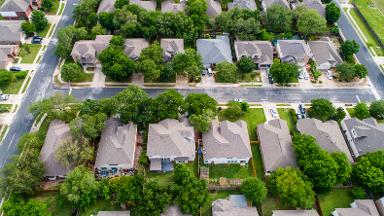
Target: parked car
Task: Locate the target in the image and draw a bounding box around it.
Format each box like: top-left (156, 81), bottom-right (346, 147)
top-left (207, 68), bottom-right (213, 76)
top-left (327, 70), bottom-right (333, 80)
top-left (9, 66), bottom-right (22, 71)
top-left (0, 94), bottom-right (9, 101)
top-left (32, 36), bottom-right (43, 44)
top-left (298, 104), bottom-right (306, 118)
top-left (268, 73), bottom-right (274, 84)
top-left (270, 108), bottom-right (278, 118)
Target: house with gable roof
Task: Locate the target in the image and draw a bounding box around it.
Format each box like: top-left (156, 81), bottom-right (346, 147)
top-left (0, 21), bottom-right (26, 45)
top-left (160, 38), bottom-right (184, 62)
top-left (276, 40), bottom-right (312, 67)
top-left (196, 34), bottom-right (233, 68)
top-left (124, 38), bottom-right (149, 61)
top-left (308, 37), bottom-right (342, 71)
top-left (0, 0), bottom-right (41, 20)
top-left (332, 199), bottom-right (380, 216)
top-left (234, 40), bottom-right (273, 68)
top-left (228, 0), bottom-right (257, 11)
top-left (0, 45), bottom-right (20, 69)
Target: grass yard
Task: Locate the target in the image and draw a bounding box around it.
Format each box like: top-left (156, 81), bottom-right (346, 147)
top-left (318, 188), bottom-right (354, 216)
top-left (277, 108), bottom-right (297, 133)
top-left (346, 107), bottom-right (355, 117)
top-left (33, 191), bottom-right (74, 216)
top-left (0, 71), bottom-right (28, 94)
top-left (0, 104), bottom-right (12, 113)
top-left (80, 200), bottom-right (120, 216)
top-left (47, 0), bottom-right (60, 15)
top-left (261, 195), bottom-right (286, 216)
top-left (251, 144), bottom-right (264, 179)
top-left (20, 44), bottom-right (41, 64)
top-left (200, 191), bottom-right (237, 216)
top-left (146, 161), bottom-right (196, 186)
top-left (208, 164), bottom-right (251, 179)
top-left (38, 23), bottom-right (52, 38)
top-left (219, 108), bottom-right (266, 141)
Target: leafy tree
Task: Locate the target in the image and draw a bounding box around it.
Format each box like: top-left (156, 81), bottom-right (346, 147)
top-left (98, 46), bottom-right (136, 81)
top-left (2, 198), bottom-right (51, 216)
top-left (21, 22), bottom-right (36, 37)
top-left (0, 70), bottom-right (12, 86)
top-left (163, 49), bottom-right (203, 82)
top-left (352, 151), bottom-right (384, 193)
top-left (152, 90), bottom-right (185, 121)
top-left (186, 0), bottom-right (209, 35)
top-left (55, 136), bottom-right (94, 168)
top-left (264, 4), bottom-right (293, 33)
top-left (223, 101), bottom-right (245, 121)
top-left (115, 0), bottom-right (129, 8)
top-left (332, 107), bottom-right (346, 122)
top-left (41, 0), bottom-right (54, 12)
top-left (326, 3), bottom-right (341, 23)
top-left (90, 23), bottom-right (106, 39)
top-left (61, 63), bottom-right (86, 82)
top-left (369, 100), bottom-right (384, 119)
top-left (295, 6), bottom-right (327, 36)
top-left (321, 0), bottom-right (332, 3)
top-left (269, 62), bottom-right (298, 85)
top-left (112, 7), bottom-right (138, 36)
top-left (240, 177), bottom-right (267, 204)
top-left (173, 164), bottom-right (192, 185)
top-left (31, 10), bottom-right (48, 32)
top-left (268, 167), bottom-right (315, 208)
top-left (331, 152), bottom-right (352, 184)
top-left (354, 102), bottom-right (370, 120)
top-left (56, 25), bottom-right (88, 58)
top-left (98, 12), bottom-right (114, 31)
top-left (353, 64), bottom-right (368, 79)
top-left (109, 35), bottom-right (124, 47)
top-left (189, 109), bottom-right (215, 133)
top-left (215, 62), bottom-right (238, 83)
top-left (116, 174), bottom-right (144, 205)
top-left (73, 0), bottom-right (99, 29)
top-left (336, 63), bottom-right (356, 82)
top-left (340, 40), bottom-right (359, 61)
top-left (139, 42), bottom-right (164, 65)
top-left (237, 56), bottom-right (255, 73)
top-left (308, 98), bottom-right (336, 122)
top-left (60, 166), bottom-right (99, 208)
top-left (185, 93), bottom-right (218, 116)
top-left (351, 187), bottom-right (367, 199)
top-left (137, 59), bottom-right (160, 82)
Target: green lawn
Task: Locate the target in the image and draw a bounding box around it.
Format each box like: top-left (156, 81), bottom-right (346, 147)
top-left (251, 145), bottom-right (264, 179)
top-left (200, 191), bottom-right (237, 216)
top-left (146, 161), bottom-right (196, 186)
top-left (38, 23), bottom-right (52, 38)
top-left (0, 72), bottom-right (28, 94)
top-left (261, 195), bottom-right (286, 216)
top-left (219, 108), bottom-right (266, 141)
top-left (0, 104), bottom-right (12, 113)
top-left (318, 188), bottom-right (354, 216)
top-left (208, 164), bottom-right (251, 179)
top-left (20, 44), bottom-right (41, 64)
top-left (277, 108), bottom-right (297, 133)
top-left (33, 191), bottom-right (74, 216)
top-left (47, 0), bottom-right (60, 15)
top-left (346, 107), bottom-right (355, 117)
top-left (80, 200), bottom-right (120, 216)
top-left (349, 8), bottom-right (384, 56)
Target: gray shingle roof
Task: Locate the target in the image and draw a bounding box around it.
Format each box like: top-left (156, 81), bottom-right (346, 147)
top-left (276, 40), bottom-right (312, 67)
top-left (161, 0), bottom-right (186, 13)
top-left (206, 0), bottom-right (222, 17)
top-left (203, 120), bottom-right (252, 161)
top-left (257, 119), bottom-right (297, 173)
top-left (298, 0), bottom-right (325, 16)
top-left (0, 21), bottom-right (23, 44)
top-left (71, 35), bottom-right (113, 65)
top-left (297, 118), bottom-right (353, 161)
top-left (130, 0), bottom-right (156, 11)
top-left (0, 0), bottom-right (30, 12)
top-left (196, 35), bottom-right (233, 67)
top-left (161, 205), bottom-right (191, 216)
top-left (212, 195), bottom-right (259, 216)
top-left (308, 38), bottom-right (342, 70)
top-left (97, 0), bottom-right (116, 14)
top-left (262, 0), bottom-right (290, 11)
top-left (342, 118), bottom-right (384, 157)
top-left (124, 38), bottom-right (149, 60)
top-left (160, 39), bottom-right (184, 61)
top-left (272, 210), bottom-right (319, 216)
top-left (228, 0), bottom-right (257, 10)
top-left (94, 118), bottom-right (137, 169)
top-left (97, 211), bottom-right (131, 216)
top-left (333, 199), bottom-right (380, 216)
top-left (234, 40), bottom-right (273, 66)
top-left (0, 45), bottom-right (18, 68)
top-left (147, 119), bottom-right (195, 160)
top-left (39, 120), bottom-right (72, 177)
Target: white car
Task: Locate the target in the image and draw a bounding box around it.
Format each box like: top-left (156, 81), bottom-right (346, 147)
top-left (302, 68), bottom-right (309, 80)
top-left (0, 94), bottom-right (9, 101)
top-left (270, 108), bottom-right (278, 118)
top-left (327, 70), bottom-right (333, 80)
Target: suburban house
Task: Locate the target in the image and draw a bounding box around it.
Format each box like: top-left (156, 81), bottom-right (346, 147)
top-left (160, 38), bottom-right (184, 62)
top-left (292, 0), bottom-right (325, 17)
top-left (276, 40), bottom-right (312, 67)
top-left (161, 0), bottom-right (186, 13)
top-left (332, 199), bottom-right (380, 216)
top-left (262, 0), bottom-right (290, 11)
top-left (97, 211), bottom-right (131, 216)
top-left (341, 117), bottom-right (384, 158)
top-left (196, 34), bottom-right (233, 68)
top-left (0, 0), bottom-right (41, 20)
top-left (71, 35), bottom-right (113, 68)
top-left (123, 38), bottom-right (149, 61)
top-left (212, 195), bottom-right (259, 216)
top-left (161, 206), bottom-right (191, 216)
top-left (0, 21), bottom-right (26, 45)
top-left (97, 0), bottom-right (116, 14)
top-left (297, 118), bottom-right (353, 162)
top-left (234, 40), bottom-right (274, 68)
top-left (206, 0), bottom-right (222, 17)
top-left (0, 45), bottom-right (20, 69)
top-left (257, 119), bottom-right (297, 174)
top-left (94, 118), bottom-right (137, 178)
top-left (202, 120), bottom-right (252, 165)
top-left (39, 120), bottom-right (72, 180)
top-left (147, 119), bottom-right (195, 172)
top-left (272, 210), bottom-right (319, 216)
top-left (228, 0), bottom-right (257, 10)
top-left (308, 38), bottom-right (342, 71)
top-left (130, 0), bottom-right (156, 11)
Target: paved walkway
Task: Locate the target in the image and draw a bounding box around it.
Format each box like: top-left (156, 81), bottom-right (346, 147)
top-left (91, 68), bottom-right (106, 88)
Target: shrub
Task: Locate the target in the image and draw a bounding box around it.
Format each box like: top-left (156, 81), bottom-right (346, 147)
top-left (369, 100), bottom-right (384, 119)
top-left (61, 63), bottom-right (86, 82)
top-left (0, 70), bottom-right (13, 86)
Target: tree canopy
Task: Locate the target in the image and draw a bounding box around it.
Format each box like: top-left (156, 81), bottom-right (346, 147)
top-left (354, 102), bottom-right (370, 120)
top-left (269, 62), bottom-right (298, 86)
top-left (308, 98), bottom-right (336, 122)
top-left (369, 100), bottom-right (384, 119)
top-left (340, 40), bottom-right (360, 61)
top-left (185, 93), bottom-right (218, 116)
top-left (326, 3), bottom-right (341, 23)
top-left (98, 46), bottom-right (136, 81)
top-left (352, 151), bottom-right (384, 193)
top-left (264, 4), bottom-right (293, 33)
top-left (240, 177), bottom-right (267, 204)
top-left (295, 6), bottom-right (327, 36)
top-left (215, 62), bottom-right (238, 83)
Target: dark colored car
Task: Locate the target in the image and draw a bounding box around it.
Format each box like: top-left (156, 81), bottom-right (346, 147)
top-left (268, 73), bottom-right (273, 84)
top-left (9, 66), bottom-right (22, 71)
top-left (298, 104), bottom-right (306, 118)
top-left (32, 36), bottom-right (43, 44)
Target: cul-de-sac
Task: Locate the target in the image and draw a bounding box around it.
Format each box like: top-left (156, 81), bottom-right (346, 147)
top-left (0, 0), bottom-right (383, 215)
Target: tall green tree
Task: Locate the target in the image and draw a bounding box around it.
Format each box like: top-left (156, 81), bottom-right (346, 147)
top-left (41, 0), bottom-right (54, 12)
top-left (354, 102), bottom-right (370, 120)
top-left (98, 46), bottom-right (136, 81)
top-left (352, 151), bottom-right (384, 193)
top-left (2, 198), bottom-right (51, 216)
top-left (137, 59), bottom-right (161, 82)
top-left (56, 25), bottom-right (88, 58)
top-left (269, 62), bottom-right (298, 85)
top-left (240, 177), bottom-right (267, 204)
top-left (61, 63), bottom-right (86, 82)
top-left (295, 6), bottom-right (327, 36)
top-left (308, 98), bottom-right (336, 122)
top-left (237, 56), bottom-right (255, 73)
top-left (223, 101), bottom-right (246, 121)
top-left (152, 90), bottom-right (186, 121)
top-left (31, 10), bottom-right (48, 32)
top-left (116, 174), bottom-right (144, 205)
top-left (55, 136), bottom-right (94, 168)
top-left (331, 152), bottom-right (352, 184)
top-left (369, 100), bottom-right (384, 119)
top-left (73, 0), bottom-right (99, 29)
top-left (264, 4), bottom-right (293, 33)
top-left (215, 62), bottom-right (238, 83)
top-left (185, 93), bottom-right (218, 116)
top-left (326, 3), bottom-right (341, 23)
top-left (189, 109), bottom-right (215, 133)
top-left (139, 42), bottom-right (164, 65)
top-left (21, 22), bottom-right (36, 37)
top-left (340, 40), bottom-right (359, 61)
